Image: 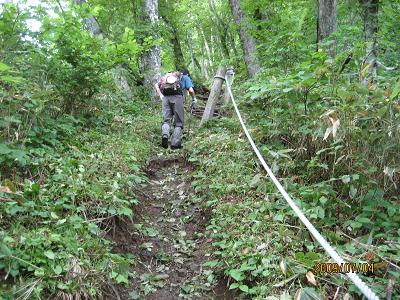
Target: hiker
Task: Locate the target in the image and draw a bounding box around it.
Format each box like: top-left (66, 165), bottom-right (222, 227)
top-left (155, 69), bottom-right (197, 149)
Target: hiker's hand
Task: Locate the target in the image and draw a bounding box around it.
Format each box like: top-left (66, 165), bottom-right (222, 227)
top-left (191, 97), bottom-right (197, 108)
top-left (160, 95), bottom-right (165, 101)
top-left (191, 98), bottom-right (197, 110)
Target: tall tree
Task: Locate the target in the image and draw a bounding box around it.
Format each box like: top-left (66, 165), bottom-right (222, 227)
top-left (317, 0), bottom-right (337, 56)
top-left (170, 27), bottom-right (186, 70)
top-left (73, 0), bottom-right (133, 98)
top-left (159, 0), bottom-right (186, 70)
top-left (142, 0), bottom-right (162, 89)
top-left (229, 0), bottom-right (260, 78)
top-left (187, 32), bottom-right (196, 71)
top-left (198, 26), bottom-right (214, 74)
top-left (359, 0), bottom-right (379, 85)
top-left (200, 41), bottom-right (210, 79)
top-left (208, 0), bottom-right (230, 59)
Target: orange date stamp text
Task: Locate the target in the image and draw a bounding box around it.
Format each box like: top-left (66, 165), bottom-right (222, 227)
top-left (313, 262), bottom-right (376, 274)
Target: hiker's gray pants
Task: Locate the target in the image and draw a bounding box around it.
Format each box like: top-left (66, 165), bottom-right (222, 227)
top-left (161, 95), bottom-right (184, 147)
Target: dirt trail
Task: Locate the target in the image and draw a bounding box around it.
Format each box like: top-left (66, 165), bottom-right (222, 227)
top-left (106, 154), bottom-right (234, 299)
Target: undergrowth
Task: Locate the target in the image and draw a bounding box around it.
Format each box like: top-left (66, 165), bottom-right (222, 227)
top-left (0, 97), bottom-right (159, 298)
top-left (186, 108), bottom-right (399, 299)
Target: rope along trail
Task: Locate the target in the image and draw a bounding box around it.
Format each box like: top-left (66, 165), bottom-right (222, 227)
top-left (224, 76), bottom-right (380, 300)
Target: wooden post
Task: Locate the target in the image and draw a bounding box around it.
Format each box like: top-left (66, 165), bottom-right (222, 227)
top-left (200, 66), bottom-right (226, 126)
top-left (223, 66), bottom-right (235, 105)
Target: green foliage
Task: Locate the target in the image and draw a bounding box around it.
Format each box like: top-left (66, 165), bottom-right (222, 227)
top-left (0, 2), bottom-right (159, 298)
top-left (0, 101), bottom-right (158, 297)
top-left (187, 110), bottom-right (399, 298)
top-left (2, 0), bottom-right (400, 298)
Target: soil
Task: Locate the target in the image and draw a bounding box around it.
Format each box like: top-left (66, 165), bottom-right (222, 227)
top-left (103, 154), bottom-right (237, 300)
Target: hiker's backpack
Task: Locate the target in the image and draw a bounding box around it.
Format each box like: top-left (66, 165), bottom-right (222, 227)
top-left (159, 73), bottom-right (182, 96)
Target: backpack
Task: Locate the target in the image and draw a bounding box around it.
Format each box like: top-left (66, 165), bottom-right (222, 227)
top-left (159, 72), bottom-right (182, 96)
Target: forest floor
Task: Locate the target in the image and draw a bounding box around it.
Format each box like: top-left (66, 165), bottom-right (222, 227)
top-left (105, 153), bottom-right (236, 299)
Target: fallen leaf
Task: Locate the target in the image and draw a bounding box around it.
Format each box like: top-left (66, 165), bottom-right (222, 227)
top-left (323, 127), bottom-right (332, 140)
top-left (321, 110), bottom-right (340, 140)
top-left (280, 260), bottom-right (287, 275)
top-left (329, 116), bottom-right (340, 138)
top-left (0, 186), bottom-right (13, 193)
top-left (306, 271), bottom-right (317, 286)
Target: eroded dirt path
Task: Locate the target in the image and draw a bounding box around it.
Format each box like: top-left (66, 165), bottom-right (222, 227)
top-left (108, 154), bottom-right (233, 299)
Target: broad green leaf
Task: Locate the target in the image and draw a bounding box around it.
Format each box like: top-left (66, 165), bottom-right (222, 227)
top-left (153, 274), bottom-right (169, 281)
top-left (44, 250), bottom-right (55, 260)
top-left (0, 62), bottom-right (10, 72)
top-left (0, 243), bottom-right (12, 257)
top-left (294, 287), bottom-right (321, 300)
top-left (239, 285), bottom-right (249, 292)
top-left (280, 292), bottom-right (292, 300)
top-left (88, 223), bottom-right (100, 235)
top-left (117, 207), bottom-right (132, 217)
top-left (53, 265), bottom-right (63, 275)
top-left (34, 268), bottom-right (45, 277)
top-left (116, 274), bottom-right (128, 284)
top-left (229, 283), bottom-right (239, 290)
top-left (390, 80), bottom-right (400, 100)
top-left (129, 290), bottom-right (140, 299)
top-left (0, 143), bottom-right (12, 155)
top-left (203, 260), bottom-right (220, 267)
top-left (229, 269), bottom-right (244, 281)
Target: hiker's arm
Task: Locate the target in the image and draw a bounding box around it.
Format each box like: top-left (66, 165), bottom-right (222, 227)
top-left (183, 76), bottom-right (195, 99)
top-left (154, 83), bottom-right (163, 98)
top-left (188, 87), bottom-right (197, 109)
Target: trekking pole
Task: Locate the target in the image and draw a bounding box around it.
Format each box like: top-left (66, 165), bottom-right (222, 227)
top-left (190, 100), bottom-right (195, 115)
top-left (188, 100), bottom-right (195, 138)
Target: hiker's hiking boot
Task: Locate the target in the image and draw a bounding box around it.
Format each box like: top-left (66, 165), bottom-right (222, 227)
top-left (161, 135), bottom-right (169, 148)
top-left (171, 127), bottom-right (182, 149)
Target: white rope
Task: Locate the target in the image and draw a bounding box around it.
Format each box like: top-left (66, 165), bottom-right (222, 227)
top-left (225, 77), bottom-right (379, 300)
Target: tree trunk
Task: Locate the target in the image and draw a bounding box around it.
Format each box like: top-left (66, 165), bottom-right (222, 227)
top-left (228, 31), bottom-right (238, 57)
top-left (194, 57), bottom-right (201, 71)
top-left (201, 43), bottom-right (209, 79)
top-left (199, 27), bottom-right (214, 74)
top-left (219, 31), bottom-right (230, 59)
top-left (161, 11), bottom-right (186, 70)
top-left (229, 0), bottom-right (260, 78)
top-left (224, 66), bottom-right (234, 105)
top-left (170, 28), bottom-right (185, 70)
top-left (74, 0), bottom-right (102, 35)
top-left (208, 0), bottom-right (230, 59)
top-left (73, 0), bottom-right (132, 98)
top-left (142, 0), bottom-right (161, 90)
top-left (359, 0), bottom-right (379, 85)
top-left (187, 33), bottom-right (196, 71)
top-left (211, 27), bottom-right (217, 63)
top-left (317, 0), bottom-right (337, 57)
top-left (200, 66), bottom-right (226, 126)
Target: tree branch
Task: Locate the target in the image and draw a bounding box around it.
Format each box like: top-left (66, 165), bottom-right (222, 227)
top-left (377, 61), bottom-right (396, 71)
